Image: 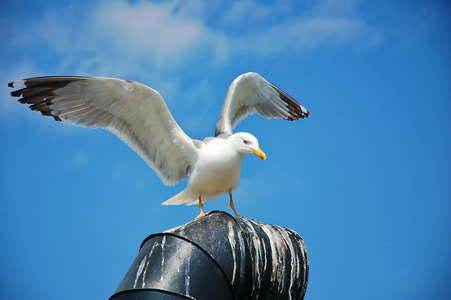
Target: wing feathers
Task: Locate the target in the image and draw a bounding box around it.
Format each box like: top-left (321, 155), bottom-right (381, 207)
top-left (269, 82), bottom-right (309, 120)
top-left (215, 72), bottom-right (310, 136)
top-left (10, 72), bottom-right (307, 183)
top-left (9, 76), bottom-right (198, 185)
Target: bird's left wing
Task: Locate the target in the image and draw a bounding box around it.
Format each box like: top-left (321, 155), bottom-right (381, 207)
top-left (9, 76), bottom-right (198, 186)
top-left (215, 72), bottom-right (310, 136)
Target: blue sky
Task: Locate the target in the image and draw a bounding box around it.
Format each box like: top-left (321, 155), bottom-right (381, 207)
top-left (1, 0), bottom-right (450, 299)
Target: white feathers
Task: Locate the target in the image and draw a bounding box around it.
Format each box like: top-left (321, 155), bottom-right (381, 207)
top-left (215, 72), bottom-right (310, 136)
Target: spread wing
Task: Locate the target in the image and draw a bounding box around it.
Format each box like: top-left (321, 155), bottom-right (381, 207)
top-left (9, 76), bottom-right (199, 186)
top-left (215, 72), bottom-right (310, 136)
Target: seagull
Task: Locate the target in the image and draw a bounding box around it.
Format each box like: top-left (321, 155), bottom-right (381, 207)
top-left (9, 72), bottom-right (309, 219)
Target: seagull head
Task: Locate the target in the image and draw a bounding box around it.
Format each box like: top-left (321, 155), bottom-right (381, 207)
top-left (230, 132), bottom-right (266, 160)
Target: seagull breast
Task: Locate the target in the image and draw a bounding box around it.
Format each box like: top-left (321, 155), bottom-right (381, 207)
top-left (186, 137), bottom-right (244, 200)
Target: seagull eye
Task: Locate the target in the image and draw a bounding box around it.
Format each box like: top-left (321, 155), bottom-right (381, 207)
top-left (243, 140), bottom-right (248, 144)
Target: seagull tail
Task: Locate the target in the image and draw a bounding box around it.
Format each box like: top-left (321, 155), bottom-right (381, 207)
top-left (162, 191), bottom-right (198, 206)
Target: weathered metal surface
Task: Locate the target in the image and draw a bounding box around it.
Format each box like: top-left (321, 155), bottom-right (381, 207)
top-left (234, 217), bottom-right (309, 299)
top-left (110, 211), bottom-right (309, 300)
top-left (112, 233), bottom-right (234, 300)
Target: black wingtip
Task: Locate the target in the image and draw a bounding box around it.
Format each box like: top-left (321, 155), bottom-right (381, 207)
top-left (300, 108), bottom-right (310, 119)
top-left (269, 82), bottom-right (310, 121)
top-left (8, 82), bottom-right (14, 88)
top-left (10, 89), bottom-right (24, 97)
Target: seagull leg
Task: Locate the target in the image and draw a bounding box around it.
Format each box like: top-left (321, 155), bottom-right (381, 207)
top-left (229, 193), bottom-right (242, 218)
top-left (194, 196), bottom-right (206, 220)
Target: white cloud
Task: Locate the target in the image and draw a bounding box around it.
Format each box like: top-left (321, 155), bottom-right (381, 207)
top-left (89, 1), bottom-right (218, 67)
top-left (7, 0), bottom-right (380, 75)
top-left (96, 1), bottom-right (202, 53)
top-left (221, 0), bottom-right (381, 57)
top-left (253, 17), bottom-right (376, 55)
top-left (221, 0), bottom-right (274, 28)
top-left (2, 0), bottom-right (381, 122)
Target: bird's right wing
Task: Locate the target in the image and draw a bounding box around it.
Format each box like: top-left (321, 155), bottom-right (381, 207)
top-left (215, 72), bottom-right (309, 136)
top-left (9, 76), bottom-right (199, 186)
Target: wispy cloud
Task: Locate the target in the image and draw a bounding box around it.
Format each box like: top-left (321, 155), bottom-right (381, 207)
top-left (2, 0), bottom-right (382, 121)
top-left (87, 1), bottom-right (227, 71)
top-left (66, 147), bottom-right (90, 170)
top-left (4, 0), bottom-right (381, 75)
top-left (221, 0), bottom-right (381, 57)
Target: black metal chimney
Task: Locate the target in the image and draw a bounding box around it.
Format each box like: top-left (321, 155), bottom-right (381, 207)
top-left (109, 211), bottom-right (309, 300)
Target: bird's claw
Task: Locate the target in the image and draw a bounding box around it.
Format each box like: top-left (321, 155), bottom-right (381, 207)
top-left (194, 211), bottom-right (207, 220)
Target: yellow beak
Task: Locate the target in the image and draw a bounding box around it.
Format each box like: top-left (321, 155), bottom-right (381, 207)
top-left (253, 148), bottom-right (267, 161)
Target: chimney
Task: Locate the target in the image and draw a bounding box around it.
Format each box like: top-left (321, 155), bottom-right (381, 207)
top-left (109, 211), bottom-right (309, 300)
